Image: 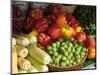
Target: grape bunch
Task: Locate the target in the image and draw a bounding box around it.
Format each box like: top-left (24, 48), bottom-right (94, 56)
top-left (47, 38), bottom-right (87, 67)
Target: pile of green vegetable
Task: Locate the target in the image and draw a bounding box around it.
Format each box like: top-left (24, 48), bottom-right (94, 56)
top-left (47, 38), bottom-right (87, 67)
top-left (73, 6), bottom-right (96, 38)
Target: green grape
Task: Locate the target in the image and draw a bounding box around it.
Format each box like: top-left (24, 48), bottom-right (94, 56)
top-left (65, 60), bottom-right (70, 65)
top-left (76, 47), bottom-right (81, 53)
top-left (52, 43), bottom-right (56, 48)
top-left (48, 50), bottom-right (53, 55)
top-left (69, 53), bottom-right (73, 57)
top-left (76, 55), bottom-right (81, 59)
top-left (80, 51), bottom-right (86, 56)
top-left (69, 43), bottom-right (73, 47)
top-left (72, 62), bottom-right (77, 65)
top-left (54, 52), bottom-right (58, 56)
top-left (56, 41), bottom-right (60, 48)
top-left (61, 42), bottom-right (66, 46)
top-left (47, 46), bottom-right (52, 50)
top-left (70, 60), bottom-right (73, 64)
top-left (67, 55), bottom-right (72, 60)
top-left (65, 41), bottom-right (69, 44)
top-left (52, 47), bottom-right (57, 52)
top-left (63, 44), bottom-right (68, 49)
top-left (62, 56), bottom-right (67, 61)
top-left (75, 44), bottom-right (78, 48)
top-left (78, 45), bottom-right (83, 50)
top-left (52, 56), bottom-right (56, 59)
top-left (72, 47), bottom-right (75, 53)
top-left (60, 62), bottom-right (66, 67)
top-left (75, 51), bottom-right (80, 55)
top-left (72, 57), bottom-right (75, 61)
top-left (64, 52), bottom-right (68, 57)
top-left (57, 55), bottom-right (62, 59)
top-left (60, 47), bottom-right (65, 52)
top-left (54, 58), bottom-right (59, 64)
top-left (67, 47), bottom-right (71, 53)
top-left (76, 59), bottom-right (81, 63)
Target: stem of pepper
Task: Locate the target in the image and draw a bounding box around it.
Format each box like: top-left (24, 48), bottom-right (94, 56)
top-left (63, 24), bottom-right (70, 30)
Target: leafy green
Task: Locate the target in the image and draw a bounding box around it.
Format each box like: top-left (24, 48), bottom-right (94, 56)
top-left (84, 59), bottom-right (95, 67)
top-left (73, 6), bottom-right (96, 37)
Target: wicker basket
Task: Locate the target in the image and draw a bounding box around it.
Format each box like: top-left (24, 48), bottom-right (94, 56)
top-left (48, 53), bottom-right (87, 72)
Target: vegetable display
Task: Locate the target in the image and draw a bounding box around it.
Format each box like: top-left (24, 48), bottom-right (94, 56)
top-left (12, 2), bottom-right (96, 74)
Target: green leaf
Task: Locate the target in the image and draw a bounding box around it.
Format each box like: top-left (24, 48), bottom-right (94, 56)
top-left (84, 59), bottom-right (95, 67)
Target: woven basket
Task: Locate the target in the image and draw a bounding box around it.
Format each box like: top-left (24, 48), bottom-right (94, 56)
top-left (48, 53), bottom-right (87, 72)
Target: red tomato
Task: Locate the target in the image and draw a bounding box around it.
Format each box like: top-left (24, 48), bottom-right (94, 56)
top-left (22, 18), bottom-right (34, 33)
top-left (38, 33), bottom-right (51, 46)
top-left (35, 18), bottom-right (48, 33)
top-left (30, 7), bottom-right (43, 20)
top-left (48, 24), bottom-right (62, 40)
top-left (85, 37), bottom-right (96, 48)
top-left (75, 32), bottom-right (87, 42)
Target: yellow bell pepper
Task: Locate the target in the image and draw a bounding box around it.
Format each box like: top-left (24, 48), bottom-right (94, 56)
top-left (75, 26), bottom-right (82, 32)
top-left (28, 29), bottom-right (38, 37)
top-left (62, 25), bottom-right (73, 37)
